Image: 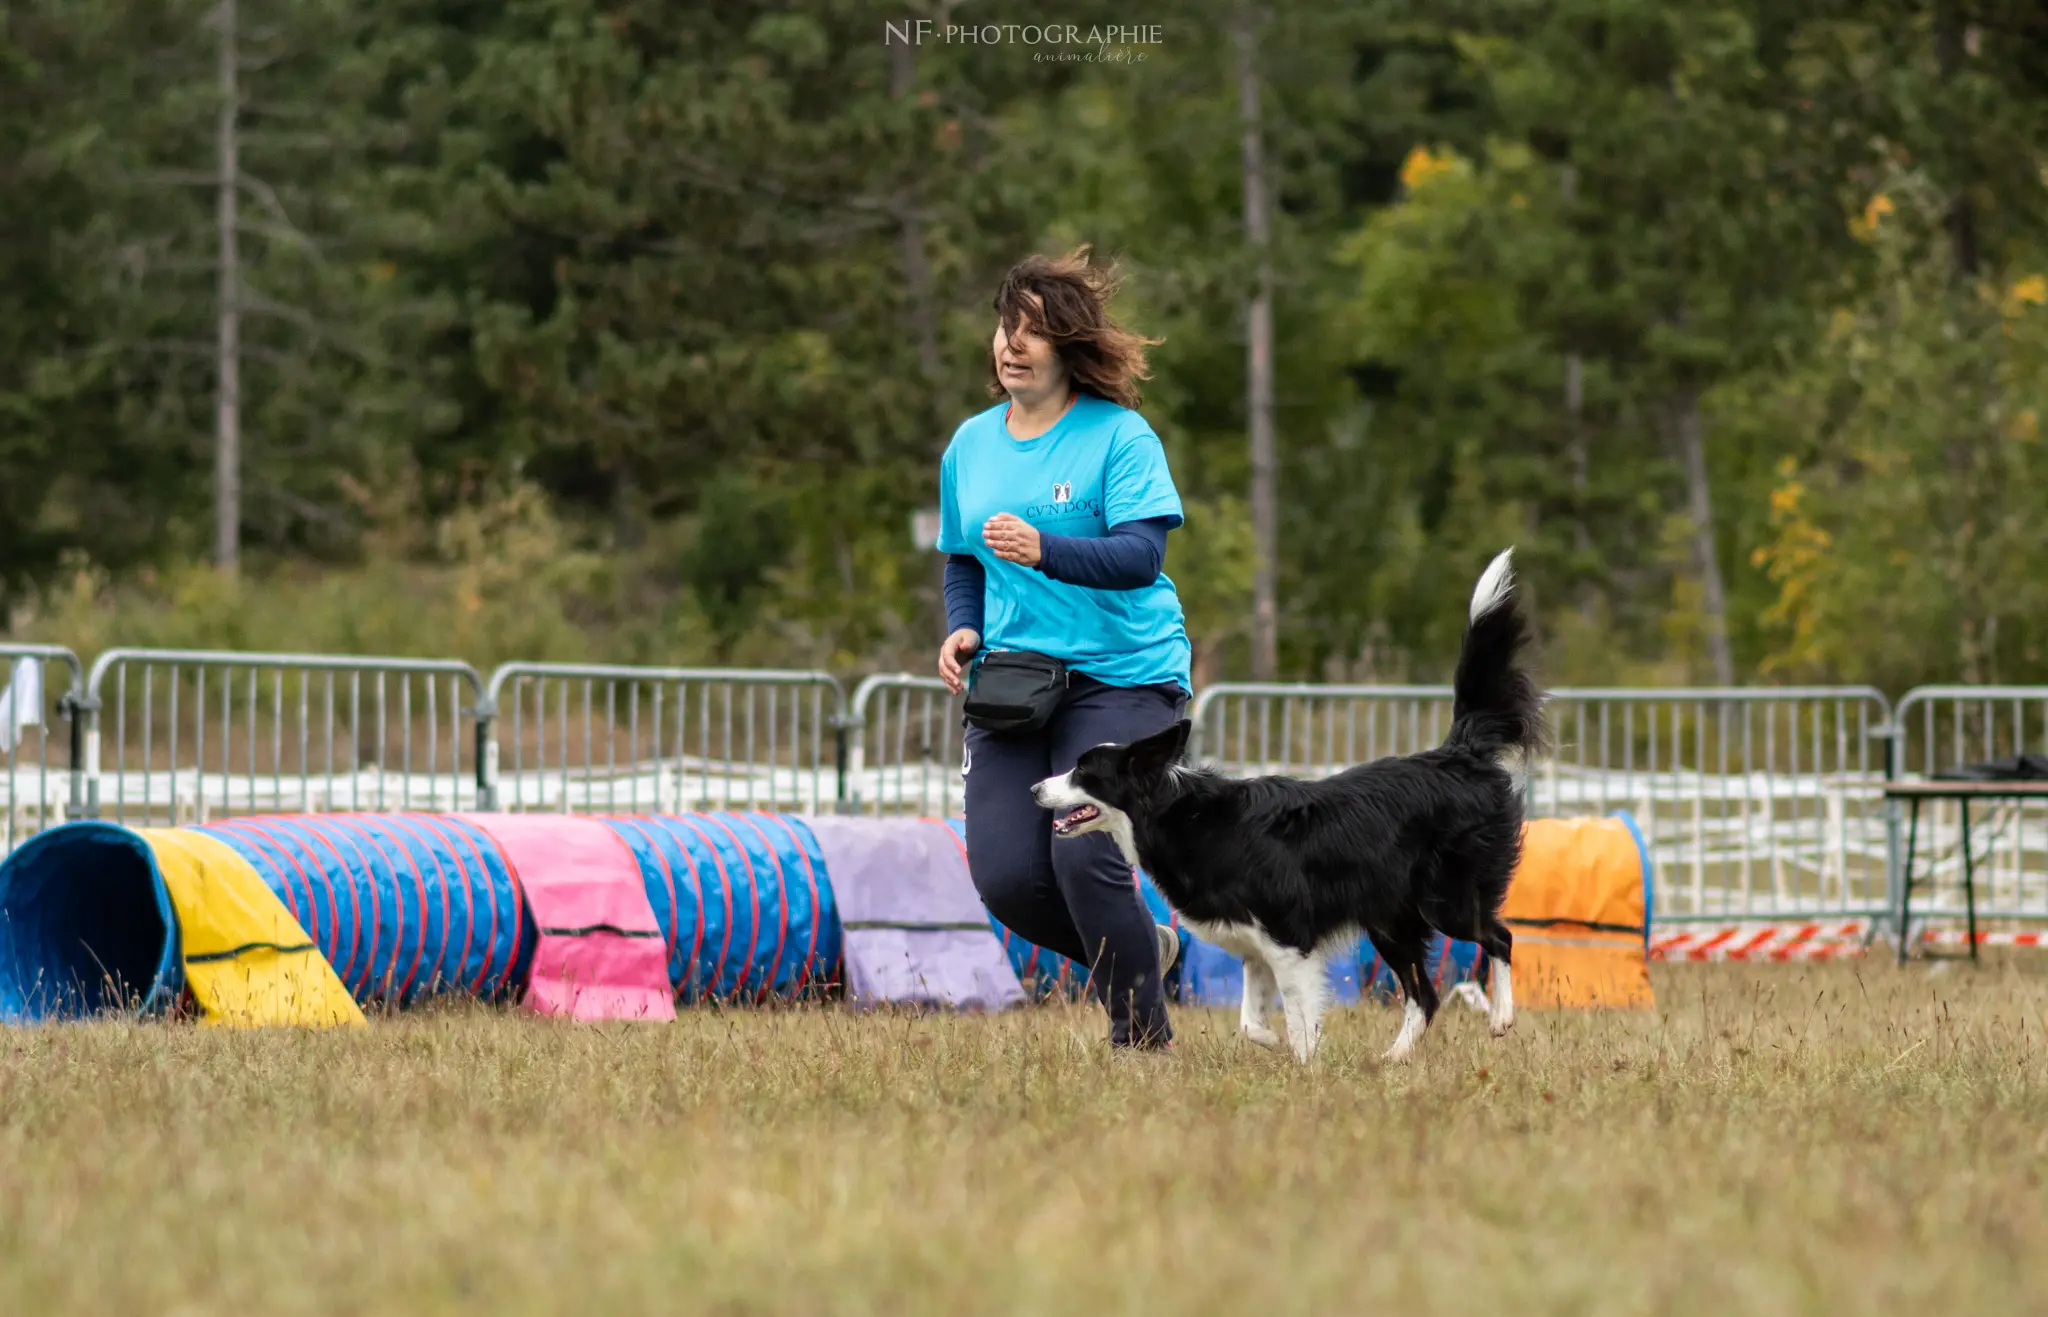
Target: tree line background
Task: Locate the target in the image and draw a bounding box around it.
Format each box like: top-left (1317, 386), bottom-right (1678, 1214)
top-left (4, 0), bottom-right (2047, 693)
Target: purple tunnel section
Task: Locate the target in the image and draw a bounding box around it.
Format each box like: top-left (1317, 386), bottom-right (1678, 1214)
top-left (799, 815), bottom-right (1025, 1012)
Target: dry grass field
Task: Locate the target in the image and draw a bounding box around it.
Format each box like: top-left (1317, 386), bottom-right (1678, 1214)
top-left (2, 961), bottom-right (2046, 1316)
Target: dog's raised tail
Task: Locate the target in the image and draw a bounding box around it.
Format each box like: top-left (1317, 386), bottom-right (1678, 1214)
top-left (1447, 548), bottom-right (1548, 760)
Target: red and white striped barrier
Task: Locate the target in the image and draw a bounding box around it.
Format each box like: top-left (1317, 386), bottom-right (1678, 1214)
top-left (1919, 928), bottom-right (2048, 949)
top-left (1650, 921), bottom-right (2048, 960)
top-left (1649, 921), bottom-right (1872, 962)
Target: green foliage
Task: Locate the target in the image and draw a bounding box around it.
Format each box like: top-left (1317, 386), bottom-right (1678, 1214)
top-left (1735, 169), bottom-right (2048, 688)
top-left (17, 475), bottom-right (716, 671)
top-left (5, 0), bottom-right (2048, 688)
top-left (1167, 493), bottom-right (1257, 685)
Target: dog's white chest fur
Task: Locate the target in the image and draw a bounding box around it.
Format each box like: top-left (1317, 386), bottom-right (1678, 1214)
top-left (1177, 917), bottom-right (1263, 960)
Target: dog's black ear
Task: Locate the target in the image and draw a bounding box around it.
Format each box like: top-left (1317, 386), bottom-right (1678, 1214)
top-left (1128, 718), bottom-right (1193, 775)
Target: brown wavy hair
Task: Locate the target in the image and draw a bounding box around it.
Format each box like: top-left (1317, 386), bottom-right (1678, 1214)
top-left (987, 246), bottom-right (1161, 411)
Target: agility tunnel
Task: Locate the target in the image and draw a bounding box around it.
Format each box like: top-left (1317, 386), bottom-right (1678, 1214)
top-left (0, 811), bottom-right (1135, 1025)
top-left (0, 811), bottom-right (847, 1025)
top-left (0, 815), bottom-right (539, 1025)
top-left (0, 809), bottom-right (1650, 1026)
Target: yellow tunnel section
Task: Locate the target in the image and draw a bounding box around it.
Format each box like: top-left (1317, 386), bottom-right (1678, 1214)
top-left (140, 828), bottom-right (365, 1029)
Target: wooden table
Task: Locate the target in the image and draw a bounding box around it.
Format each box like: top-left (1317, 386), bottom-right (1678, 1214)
top-left (1885, 780), bottom-right (2048, 965)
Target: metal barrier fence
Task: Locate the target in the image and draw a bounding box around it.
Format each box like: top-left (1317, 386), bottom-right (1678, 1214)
top-left (480, 664), bottom-right (844, 815)
top-left (84, 649), bottom-right (487, 826)
top-left (1193, 683), bottom-right (1458, 773)
top-left (1191, 683), bottom-right (1896, 925)
top-left (14, 636), bottom-right (2048, 940)
top-left (843, 674), bottom-right (964, 817)
top-left (0, 644), bottom-right (88, 849)
top-left (1887, 686), bottom-right (2048, 924)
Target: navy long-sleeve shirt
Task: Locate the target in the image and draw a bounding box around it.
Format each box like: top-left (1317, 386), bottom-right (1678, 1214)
top-left (944, 516), bottom-right (1172, 636)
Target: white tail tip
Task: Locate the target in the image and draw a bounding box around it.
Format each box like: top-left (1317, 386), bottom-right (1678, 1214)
top-left (1469, 548), bottom-right (1515, 623)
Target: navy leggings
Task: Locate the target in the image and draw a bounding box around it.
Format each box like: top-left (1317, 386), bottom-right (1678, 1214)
top-left (962, 674), bottom-right (1187, 1047)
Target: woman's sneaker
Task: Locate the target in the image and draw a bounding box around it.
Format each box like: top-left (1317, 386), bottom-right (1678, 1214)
top-left (1156, 923), bottom-right (1180, 974)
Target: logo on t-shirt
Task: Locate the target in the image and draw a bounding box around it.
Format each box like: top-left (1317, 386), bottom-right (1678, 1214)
top-left (1024, 478), bottom-right (1101, 521)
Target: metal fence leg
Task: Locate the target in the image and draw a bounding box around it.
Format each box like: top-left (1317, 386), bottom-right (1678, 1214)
top-left (834, 719), bottom-right (852, 816)
top-left (836, 715), bottom-right (869, 816)
top-left (1877, 721), bottom-right (1902, 951)
top-left (473, 703), bottom-right (498, 813)
top-left (67, 686), bottom-right (100, 821)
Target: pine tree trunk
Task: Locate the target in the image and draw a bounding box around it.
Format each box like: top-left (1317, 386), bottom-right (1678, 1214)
top-left (214, 0), bottom-right (240, 575)
top-left (1670, 384), bottom-right (1734, 685)
top-left (888, 37), bottom-right (948, 635)
top-left (1236, 2), bottom-right (1278, 681)
top-left (888, 40), bottom-right (942, 396)
top-left (1933, 5), bottom-right (1978, 280)
top-left (1567, 350), bottom-right (1596, 626)
top-left (1560, 165), bottom-right (1595, 621)
top-left (612, 465), bottom-right (642, 550)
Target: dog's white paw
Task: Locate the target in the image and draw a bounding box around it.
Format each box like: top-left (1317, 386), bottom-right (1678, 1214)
top-left (1381, 996), bottom-right (1427, 1064)
top-left (1486, 965), bottom-right (1515, 1038)
top-left (1240, 1021), bottom-right (1281, 1048)
top-left (1447, 982), bottom-right (1490, 1014)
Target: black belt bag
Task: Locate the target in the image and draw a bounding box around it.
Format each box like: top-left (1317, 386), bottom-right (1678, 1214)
top-left (962, 650), bottom-right (1068, 734)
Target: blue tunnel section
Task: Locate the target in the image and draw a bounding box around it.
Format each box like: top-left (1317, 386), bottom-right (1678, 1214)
top-left (596, 813), bottom-right (841, 1002)
top-left (197, 815), bottom-right (532, 1006)
top-left (1179, 929), bottom-right (1483, 1009)
top-left (0, 822), bottom-right (181, 1024)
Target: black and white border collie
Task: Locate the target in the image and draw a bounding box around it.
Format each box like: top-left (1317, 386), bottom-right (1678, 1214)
top-left (1032, 549), bottom-right (1548, 1064)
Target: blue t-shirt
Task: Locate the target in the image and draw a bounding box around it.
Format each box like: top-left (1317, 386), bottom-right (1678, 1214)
top-left (936, 394), bottom-right (1192, 692)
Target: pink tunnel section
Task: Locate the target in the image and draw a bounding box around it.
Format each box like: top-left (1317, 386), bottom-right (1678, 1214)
top-left (455, 813), bottom-right (675, 1022)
